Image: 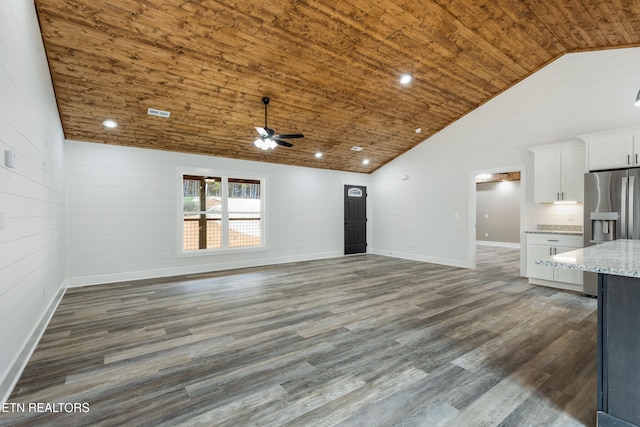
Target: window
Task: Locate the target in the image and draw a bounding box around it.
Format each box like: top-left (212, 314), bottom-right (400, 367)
top-left (182, 174), bottom-right (264, 252)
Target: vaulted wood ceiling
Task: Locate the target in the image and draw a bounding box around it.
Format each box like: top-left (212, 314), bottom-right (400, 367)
top-left (34, 1), bottom-right (640, 173)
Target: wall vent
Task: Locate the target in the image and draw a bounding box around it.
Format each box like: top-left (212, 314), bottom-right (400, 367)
top-left (147, 108), bottom-right (171, 118)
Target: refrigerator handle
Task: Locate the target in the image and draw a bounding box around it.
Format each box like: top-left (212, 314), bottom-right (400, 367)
top-left (630, 176), bottom-right (635, 239)
top-left (622, 176), bottom-right (628, 238)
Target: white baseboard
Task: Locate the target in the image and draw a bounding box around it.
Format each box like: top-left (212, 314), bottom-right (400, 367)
top-left (1, 282), bottom-right (67, 405)
top-left (370, 248), bottom-right (472, 268)
top-left (476, 240), bottom-right (520, 249)
top-left (65, 251), bottom-right (344, 288)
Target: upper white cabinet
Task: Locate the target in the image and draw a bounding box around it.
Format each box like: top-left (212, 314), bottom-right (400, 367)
top-left (529, 141), bottom-right (586, 203)
top-left (579, 127), bottom-right (640, 171)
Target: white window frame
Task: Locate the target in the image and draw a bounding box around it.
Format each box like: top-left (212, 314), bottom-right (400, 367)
top-left (177, 168), bottom-right (267, 257)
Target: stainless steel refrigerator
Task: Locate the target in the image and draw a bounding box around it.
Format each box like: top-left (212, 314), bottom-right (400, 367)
top-left (583, 168), bottom-right (640, 295)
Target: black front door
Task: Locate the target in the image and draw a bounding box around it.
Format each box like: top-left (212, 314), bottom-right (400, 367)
top-left (344, 185), bottom-right (367, 254)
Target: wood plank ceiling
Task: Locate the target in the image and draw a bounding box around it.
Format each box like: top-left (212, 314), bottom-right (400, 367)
top-left (34, 0), bottom-right (640, 173)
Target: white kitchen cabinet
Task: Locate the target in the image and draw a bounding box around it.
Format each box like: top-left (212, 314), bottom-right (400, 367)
top-left (530, 141), bottom-right (586, 203)
top-left (527, 233), bottom-right (583, 292)
top-left (527, 243), bottom-right (555, 281)
top-left (553, 245), bottom-right (583, 284)
top-left (580, 127), bottom-right (640, 171)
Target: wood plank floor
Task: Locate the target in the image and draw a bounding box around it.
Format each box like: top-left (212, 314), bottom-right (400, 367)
top-left (1, 247), bottom-right (598, 426)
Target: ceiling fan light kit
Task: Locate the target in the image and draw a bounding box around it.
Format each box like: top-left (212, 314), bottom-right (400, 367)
top-left (254, 137), bottom-right (277, 150)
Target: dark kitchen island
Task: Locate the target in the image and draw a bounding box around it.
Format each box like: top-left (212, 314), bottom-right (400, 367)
top-left (538, 239), bottom-right (640, 427)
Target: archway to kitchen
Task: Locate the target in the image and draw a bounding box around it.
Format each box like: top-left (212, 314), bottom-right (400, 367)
top-left (467, 164), bottom-right (527, 275)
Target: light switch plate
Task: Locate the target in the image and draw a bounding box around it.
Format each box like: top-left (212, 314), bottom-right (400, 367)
top-left (4, 150), bottom-right (16, 168)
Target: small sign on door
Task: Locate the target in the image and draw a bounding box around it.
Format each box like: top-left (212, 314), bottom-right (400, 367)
top-left (347, 188), bottom-right (363, 197)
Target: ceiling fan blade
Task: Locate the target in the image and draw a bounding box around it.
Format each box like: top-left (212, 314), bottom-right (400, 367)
top-left (255, 126), bottom-right (268, 138)
top-left (275, 133), bottom-right (304, 139)
top-left (274, 139), bottom-right (294, 147)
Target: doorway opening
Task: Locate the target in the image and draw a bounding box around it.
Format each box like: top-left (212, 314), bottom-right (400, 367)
top-left (468, 165), bottom-right (527, 274)
top-left (476, 171), bottom-right (521, 247)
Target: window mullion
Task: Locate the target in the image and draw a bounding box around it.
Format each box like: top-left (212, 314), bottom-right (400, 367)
top-left (198, 178), bottom-right (207, 249)
top-left (221, 177), bottom-right (229, 248)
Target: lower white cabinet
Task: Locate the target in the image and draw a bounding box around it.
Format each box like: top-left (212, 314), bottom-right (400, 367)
top-left (527, 233), bottom-right (583, 292)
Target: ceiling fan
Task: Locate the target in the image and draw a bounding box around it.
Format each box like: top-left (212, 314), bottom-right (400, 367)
top-left (253, 97), bottom-right (304, 150)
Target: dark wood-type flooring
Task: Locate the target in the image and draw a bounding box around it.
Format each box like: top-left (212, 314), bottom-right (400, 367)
top-left (2, 246), bottom-right (598, 426)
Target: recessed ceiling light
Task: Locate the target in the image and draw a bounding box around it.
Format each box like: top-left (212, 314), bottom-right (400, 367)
top-left (400, 74), bottom-right (412, 85)
top-left (415, 128), bottom-right (422, 133)
top-left (362, 159), bottom-right (370, 165)
top-left (350, 146), bottom-right (363, 152)
top-left (315, 152), bottom-right (323, 158)
top-left (102, 119), bottom-right (118, 128)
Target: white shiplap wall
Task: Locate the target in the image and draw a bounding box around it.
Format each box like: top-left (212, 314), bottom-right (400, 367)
top-left (66, 140), bottom-right (370, 285)
top-left (0, 1), bottom-right (66, 400)
top-left (370, 47), bottom-right (640, 269)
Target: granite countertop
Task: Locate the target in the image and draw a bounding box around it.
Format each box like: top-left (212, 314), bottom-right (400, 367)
top-left (537, 239), bottom-right (640, 278)
top-left (525, 224), bottom-right (583, 236)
